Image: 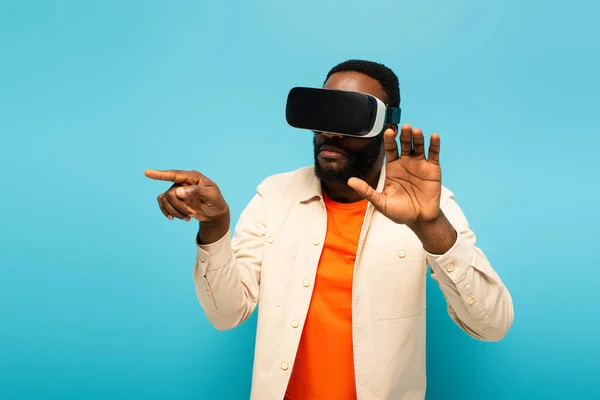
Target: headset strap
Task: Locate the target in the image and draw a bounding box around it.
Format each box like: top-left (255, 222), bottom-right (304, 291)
top-left (385, 107), bottom-right (402, 125)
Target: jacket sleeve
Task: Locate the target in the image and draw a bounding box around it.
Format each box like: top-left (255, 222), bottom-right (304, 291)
top-left (192, 181), bottom-right (269, 331)
top-left (427, 187), bottom-right (514, 341)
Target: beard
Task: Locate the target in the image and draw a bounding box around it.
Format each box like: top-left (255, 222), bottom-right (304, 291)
top-left (313, 134), bottom-right (383, 183)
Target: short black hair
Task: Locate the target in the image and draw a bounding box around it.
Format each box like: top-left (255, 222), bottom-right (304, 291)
top-left (325, 59), bottom-right (400, 107)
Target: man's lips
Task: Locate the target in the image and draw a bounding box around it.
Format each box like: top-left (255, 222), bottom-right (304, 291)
top-left (319, 145), bottom-right (347, 158)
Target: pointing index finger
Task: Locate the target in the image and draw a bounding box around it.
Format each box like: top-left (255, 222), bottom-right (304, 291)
top-left (144, 169), bottom-right (199, 185)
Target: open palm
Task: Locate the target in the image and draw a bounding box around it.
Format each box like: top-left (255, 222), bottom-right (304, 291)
top-left (348, 124), bottom-right (442, 225)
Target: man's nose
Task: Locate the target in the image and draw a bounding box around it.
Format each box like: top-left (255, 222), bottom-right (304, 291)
top-left (321, 132), bottom-right (344, 139)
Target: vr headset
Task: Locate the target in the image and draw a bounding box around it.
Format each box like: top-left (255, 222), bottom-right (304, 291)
top-left (285, 87), bottom-right (401, 138)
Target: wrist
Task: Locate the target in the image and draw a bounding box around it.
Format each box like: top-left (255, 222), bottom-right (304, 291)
top-left (201, 206), bottom-right (230, 226)
top-left (407, 211), bottom-right (457, 255)
top-left (407, 209), bottom-right (444, 233)
top-left (198, 209), bottom-right (231, 245)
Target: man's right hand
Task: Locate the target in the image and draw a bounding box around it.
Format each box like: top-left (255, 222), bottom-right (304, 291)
top-left (145, 169), bottom-right (230, 243)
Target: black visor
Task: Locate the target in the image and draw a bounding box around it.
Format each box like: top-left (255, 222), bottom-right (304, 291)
top-left (285, 87), bottom-right (401, 138)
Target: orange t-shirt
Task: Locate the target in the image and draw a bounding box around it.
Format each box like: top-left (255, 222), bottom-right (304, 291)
top-left (285, 192), bottom-right (368, 400)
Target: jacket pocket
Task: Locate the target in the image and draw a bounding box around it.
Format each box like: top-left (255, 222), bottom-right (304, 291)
top-left (258, 241), bottom-right (298, 307)
top-left (372, 256), bottom-right (428, 320)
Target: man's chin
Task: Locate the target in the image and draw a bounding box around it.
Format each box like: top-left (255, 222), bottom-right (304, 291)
top-left (314, 163), bottom-right (353, 183)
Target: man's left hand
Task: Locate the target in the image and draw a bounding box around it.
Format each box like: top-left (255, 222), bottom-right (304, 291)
top-left (348, 124), bottom-right (442, 225)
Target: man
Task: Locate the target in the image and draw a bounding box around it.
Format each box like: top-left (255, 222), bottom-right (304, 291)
top-left (145, 60), bottom-right (514, 400)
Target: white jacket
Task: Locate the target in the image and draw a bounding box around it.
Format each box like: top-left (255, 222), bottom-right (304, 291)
top-left (193, 164), bottom-right (514, 400)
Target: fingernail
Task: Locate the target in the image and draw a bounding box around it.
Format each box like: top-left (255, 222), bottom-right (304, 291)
top-left (176, 188), bottom-right (185, 196)
top-left (168, 216), bottom-right (173, 220)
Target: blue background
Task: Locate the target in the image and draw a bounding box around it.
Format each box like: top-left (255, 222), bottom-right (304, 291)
top-left (1, 1), bottom-right (599, 399)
